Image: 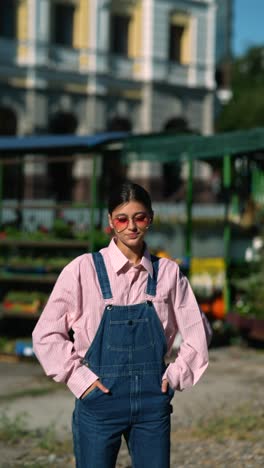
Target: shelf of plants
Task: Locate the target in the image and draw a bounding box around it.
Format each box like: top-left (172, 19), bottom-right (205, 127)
top-left (0, 222), bottom-right (111, 358)
top-left (0, 246), bottom-right (79, 320)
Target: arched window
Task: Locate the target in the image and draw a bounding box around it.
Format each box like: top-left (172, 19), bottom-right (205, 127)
top-left (0, 106), bottom-right (17, 136)
top-left (49, 111), bottom-right (77, 135)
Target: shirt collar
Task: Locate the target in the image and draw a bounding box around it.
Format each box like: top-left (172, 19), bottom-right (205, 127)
top-left (107, 238), bottom-right (153, 277)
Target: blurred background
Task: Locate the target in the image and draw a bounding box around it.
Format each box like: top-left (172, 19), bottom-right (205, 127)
top-left (0, 2), bottom-right (264, 466)
top-left (0, 0), bottom-right (263, 359)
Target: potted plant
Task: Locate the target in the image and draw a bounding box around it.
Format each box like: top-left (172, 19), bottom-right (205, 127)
top-left (227, 229), bottom-right (264, 344)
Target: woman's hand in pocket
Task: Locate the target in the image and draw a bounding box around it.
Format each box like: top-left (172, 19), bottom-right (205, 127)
top-left (161, 378), bottom-right (169, 393)
top-left (81, 379), bottom-right (109, 399)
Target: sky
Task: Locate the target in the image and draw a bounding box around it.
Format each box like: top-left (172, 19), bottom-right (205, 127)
top-left (233, 0), bottom-right (264, 56)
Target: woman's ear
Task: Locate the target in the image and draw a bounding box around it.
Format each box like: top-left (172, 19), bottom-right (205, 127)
top-left (108, 213), bottom-right (114, 229)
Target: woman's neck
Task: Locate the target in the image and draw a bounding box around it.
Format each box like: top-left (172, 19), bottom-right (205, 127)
top-left (115, 239), bottom-right (144, 265)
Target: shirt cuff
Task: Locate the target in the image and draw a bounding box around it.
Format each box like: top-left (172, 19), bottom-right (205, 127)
top-left (162, 363), bottom-right (181, 391)
top-left (67, 365), bottom-right (99, 398)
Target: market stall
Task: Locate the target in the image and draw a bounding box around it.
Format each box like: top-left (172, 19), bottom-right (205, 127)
top-left (0, 128), bottom-right (264, 354)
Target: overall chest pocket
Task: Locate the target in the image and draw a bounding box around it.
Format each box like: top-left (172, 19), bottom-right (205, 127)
top-left (108, 317), bottom-right (154, 351)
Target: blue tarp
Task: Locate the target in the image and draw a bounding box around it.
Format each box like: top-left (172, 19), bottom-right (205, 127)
top-left (1, 128), bottom-right (264, 160)
top-left (0, 131), bottom-right (128, 155)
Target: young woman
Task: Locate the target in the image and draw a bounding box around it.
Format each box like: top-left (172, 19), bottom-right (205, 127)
top-left (32, 182), bottom-right (209, 468)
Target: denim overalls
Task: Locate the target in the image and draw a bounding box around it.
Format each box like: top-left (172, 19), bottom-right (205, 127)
top-left (72, 252), bottom-right (174, 468)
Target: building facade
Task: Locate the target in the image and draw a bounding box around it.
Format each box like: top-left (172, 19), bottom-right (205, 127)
top-left (215, 0), bottom-right (233, 106)
top-left (0, 0), bottom-right (216, 201)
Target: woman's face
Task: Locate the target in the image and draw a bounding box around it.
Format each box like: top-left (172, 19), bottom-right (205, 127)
top-left (108, 201), bottom-right (152, 250)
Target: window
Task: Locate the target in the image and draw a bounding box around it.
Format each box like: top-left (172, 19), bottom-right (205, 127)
top-left (169, 24), bottom-right (184, 63)
top-left (53, 3), bottom-right (75, 47)
top-left (168, 12), bottom-right (191, 65)
top-left (0, 0), bottom-right (16, 39)
top-left (111, 14), bottom-right (130, 56)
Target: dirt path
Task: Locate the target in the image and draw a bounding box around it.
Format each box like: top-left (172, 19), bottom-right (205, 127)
top-left (0, 345), bottom-right (263, 467)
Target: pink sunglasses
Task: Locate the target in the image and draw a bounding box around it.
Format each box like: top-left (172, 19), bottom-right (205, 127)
top-left (112, 212), bottom-right (150, 232)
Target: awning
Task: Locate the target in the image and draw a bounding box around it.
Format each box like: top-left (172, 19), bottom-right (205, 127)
top-left (1, 128), bottom-right (264, 161)
top-left (0, 131), bottom-right (128, 156)
top-left (121, 127), bottom-right (264, 163)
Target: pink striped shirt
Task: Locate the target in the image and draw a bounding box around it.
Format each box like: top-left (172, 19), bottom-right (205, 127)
top-left (32, 238), bottom-right (209, 398)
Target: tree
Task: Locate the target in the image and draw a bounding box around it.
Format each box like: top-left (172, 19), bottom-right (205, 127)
top-left (216, 46), bottom-right (264, 131)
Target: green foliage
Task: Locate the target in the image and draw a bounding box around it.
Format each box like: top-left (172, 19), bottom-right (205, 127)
top-left (1, 224), bottom-right (110, 248)
top-left (4, 290), bottom-right (48, 303)
top-left (217, 90), bottom-right (264, 131)
top-left (192, 403), bottom-right (264, 441)
top-left (0, 412), bottom-right (29, 443)
top-left (216, 46), bottom-right (264, 131)
top-left (92, 230), bottom-right (111, 250)
top-left (53, 218), bottom-right (73, 239)
top-left (0, 337), bottom-right (10, 353)
top-left (0, 386), bottom-right (57, 403)
top-left (234, 272), bottom-right (264, 318)
top-left (0, 411), bottom-right (73, 458)
top-left (233, 227), bottom-right (264, 318)
top-left (37, 424), bottom-right (57, 451)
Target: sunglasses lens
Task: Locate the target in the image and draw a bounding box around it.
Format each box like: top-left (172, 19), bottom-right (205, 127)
top-left (113, 214), bottom-right (149, 232)
top-left (113, 217), bottom-right (129, 231)
top-left (134, 214), bottom-right (148, 226)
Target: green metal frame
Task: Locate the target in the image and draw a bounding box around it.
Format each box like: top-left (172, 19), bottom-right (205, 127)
top-left (1, 127), bottom-right (264, 312)
top-left (122, 128), bottom-right (264, 162)
top-left (121, 127), bottom-right (264, 312)
top-left (185, 158), bottom-right (193, 260)
top-left (223, 154), bottom-right (231, 311)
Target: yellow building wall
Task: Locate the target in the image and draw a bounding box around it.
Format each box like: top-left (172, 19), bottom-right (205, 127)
top-left (17, 0), bottom-right (28, 60)
top-left (73, 0), bottom-right (90, 67)
top-left (128, 1), bottom-right (142, 60)
top-left (181, 24), bottom-right (191, 65)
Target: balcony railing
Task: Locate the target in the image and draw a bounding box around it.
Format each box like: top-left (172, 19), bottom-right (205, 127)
top-left (48, 45), bottom-right (80, 71)
top-left (151, 57), bottom-right (210, 88)
top-left (167, 62), bottom-right (190, 84)
top-left (0, 38), bottom-right (17, 64)
top-left (109, 54), bottom-right (134, 79)
top-left (0, 38), bottom-right (212, 89)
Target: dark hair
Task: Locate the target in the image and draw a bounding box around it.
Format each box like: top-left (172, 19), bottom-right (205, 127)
top-left (108, 181), bottom-right (153, 216)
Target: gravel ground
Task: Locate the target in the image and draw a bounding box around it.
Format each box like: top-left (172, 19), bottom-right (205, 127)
top-left (0, 345), bottom-right (263, 467)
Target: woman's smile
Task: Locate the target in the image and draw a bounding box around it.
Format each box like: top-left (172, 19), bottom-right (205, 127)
top-left (127, 232), bottom-right (140, 238)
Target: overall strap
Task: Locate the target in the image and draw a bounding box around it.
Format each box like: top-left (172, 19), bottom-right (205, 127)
top-left (92, 252), bottom-right (113, 299)
top-left (146, 255), bottom-right (160, 296)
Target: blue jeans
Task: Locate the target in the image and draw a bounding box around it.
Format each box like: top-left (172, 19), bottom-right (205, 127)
top-left (72, 252), bottom-right (173, 467)
top-left (73, 377), bottom-right (171, 467)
